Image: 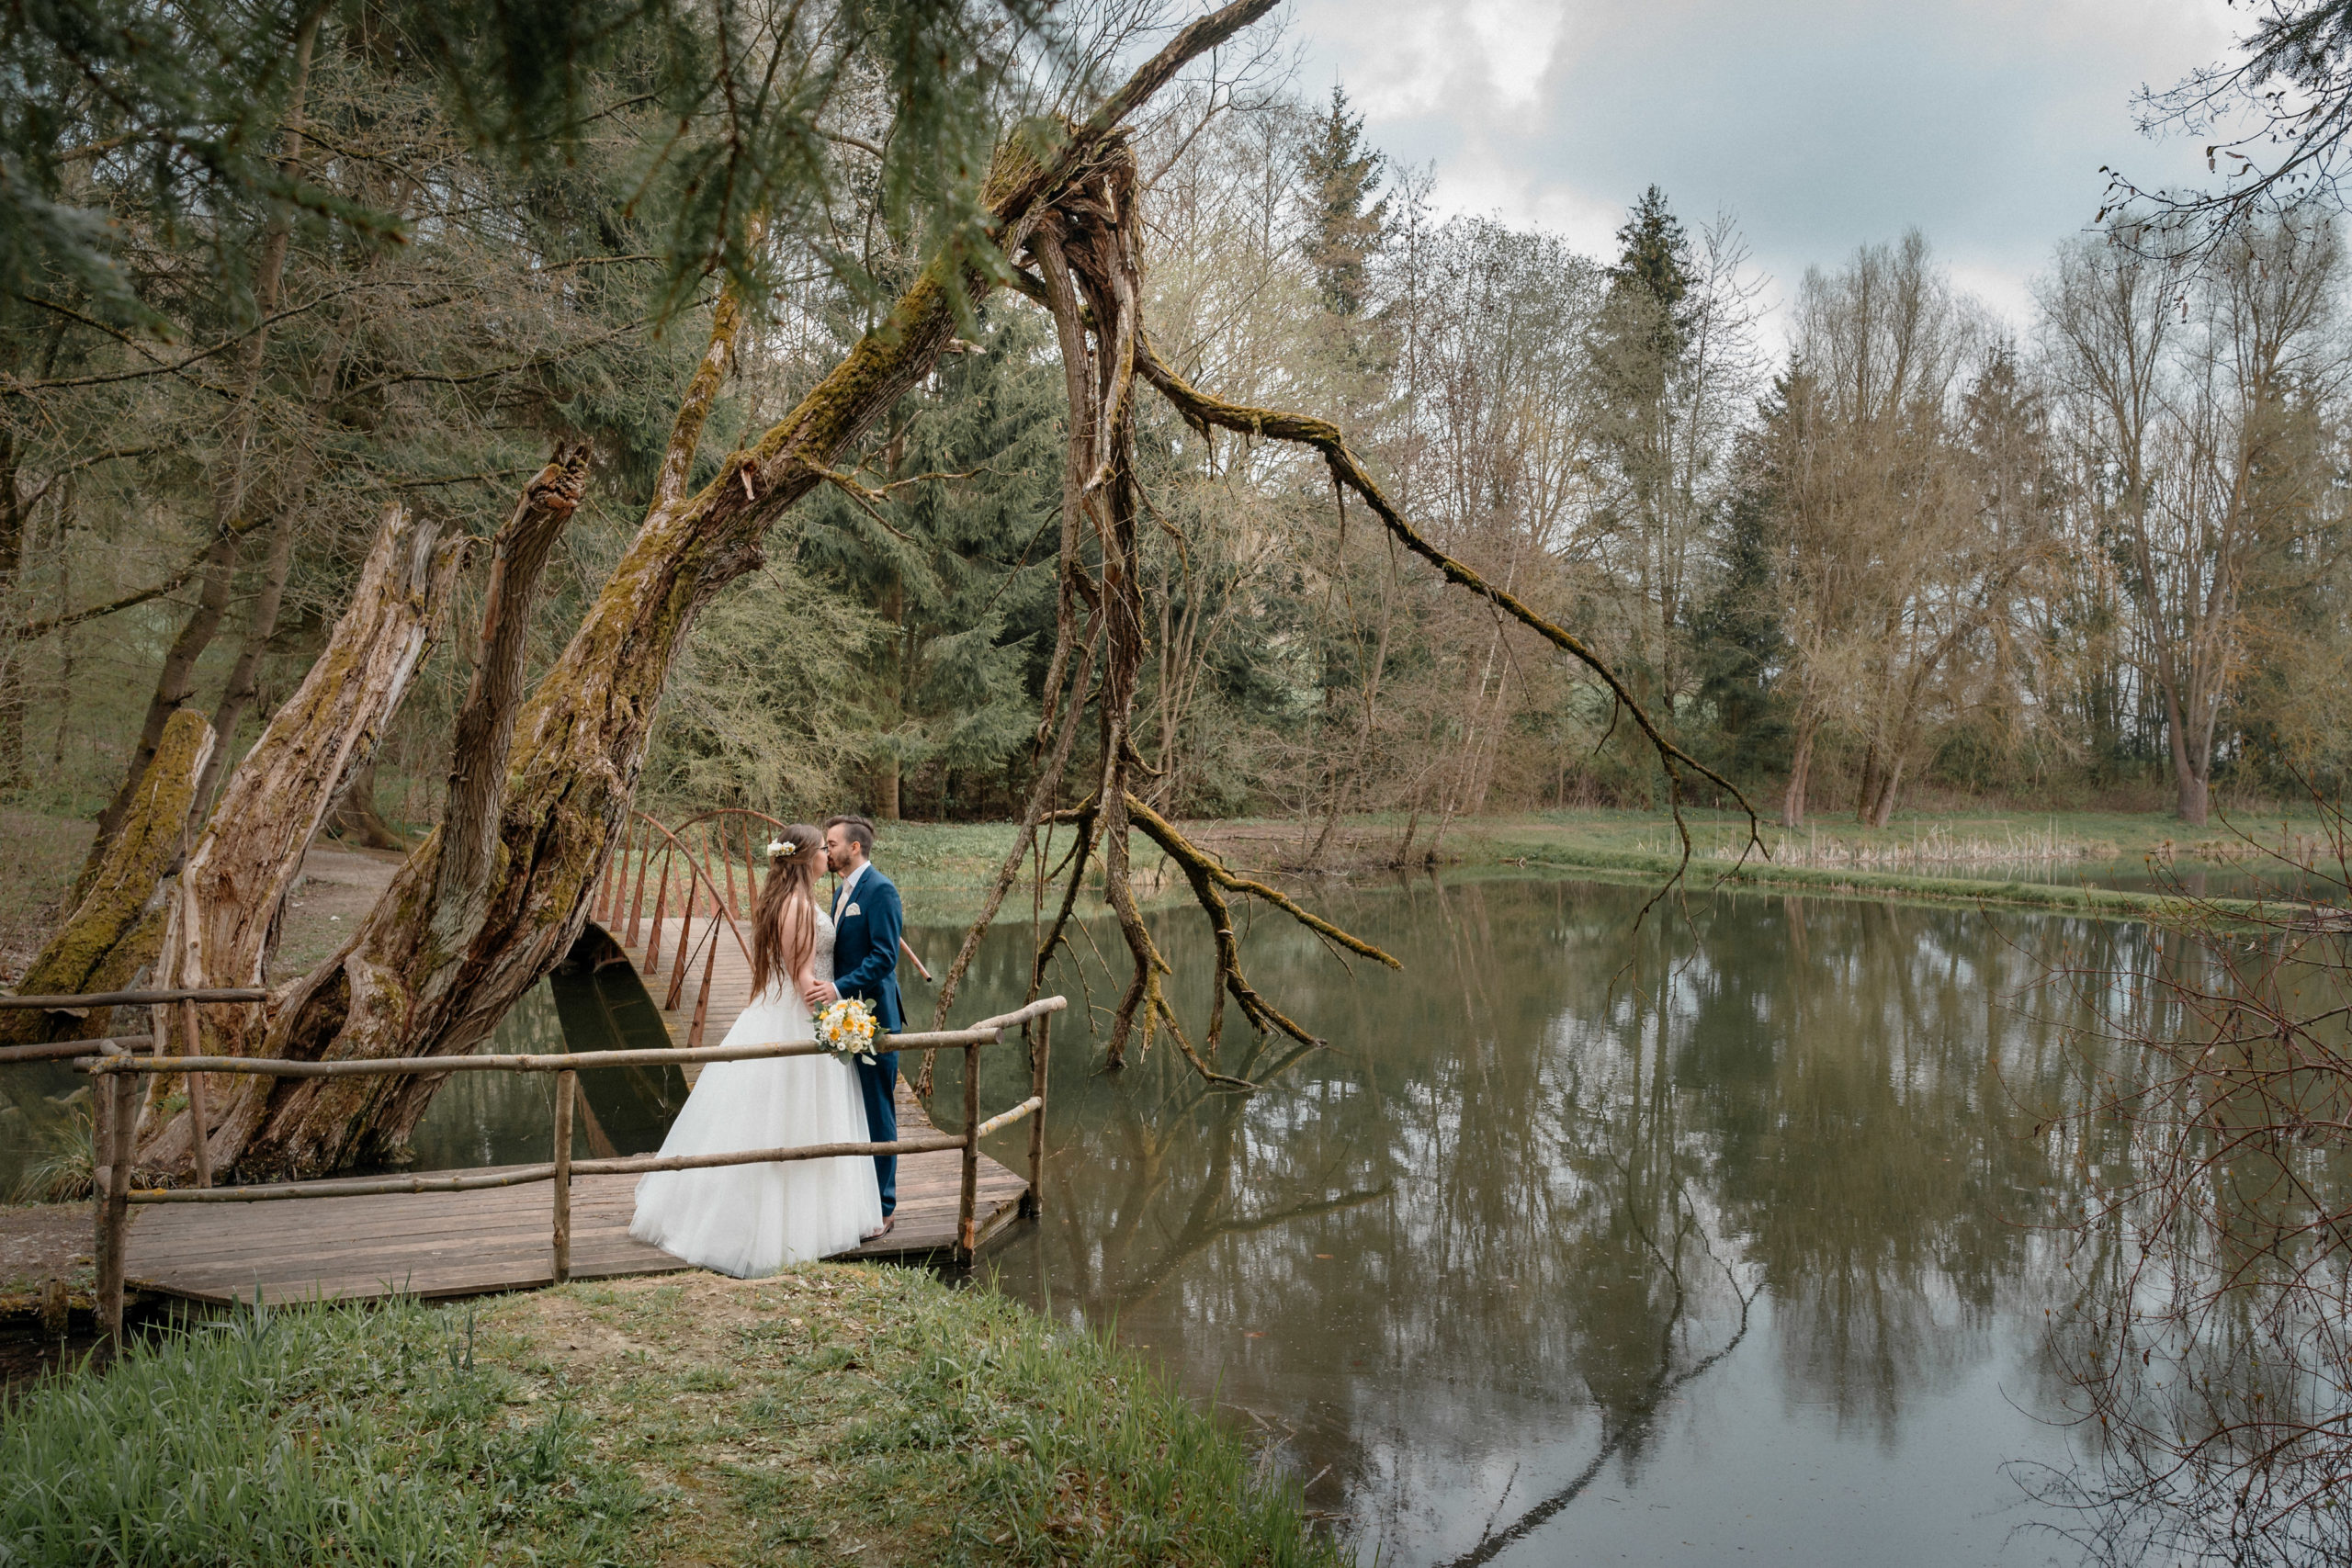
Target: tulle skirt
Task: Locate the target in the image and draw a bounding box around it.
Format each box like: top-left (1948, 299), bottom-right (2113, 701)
top-left (628, 987), bottom-right (883, 1277)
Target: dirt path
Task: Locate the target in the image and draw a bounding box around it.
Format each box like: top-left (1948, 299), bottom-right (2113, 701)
top-left (268, 842), bottom-right (406, 979)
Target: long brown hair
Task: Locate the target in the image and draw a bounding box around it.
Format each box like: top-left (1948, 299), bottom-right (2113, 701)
top-left (750, 822), bottom-right (822, 998)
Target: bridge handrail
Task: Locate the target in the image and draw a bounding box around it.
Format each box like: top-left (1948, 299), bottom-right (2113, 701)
top-left (80, 998), bottom-right (1066, 1079)
top-left (70, 993), bottom-right (1065, 1342)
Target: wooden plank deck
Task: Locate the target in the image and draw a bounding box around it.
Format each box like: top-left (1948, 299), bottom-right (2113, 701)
top-left (125, 1084), bottom-right (1029, 1306)
top-left (121, 913), bottom-right (1033, 1307)
top-left (609, 912), bottom-right (753, 1055)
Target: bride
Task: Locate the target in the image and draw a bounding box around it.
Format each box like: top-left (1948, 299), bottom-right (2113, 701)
top-left (628, 822), bottom-right (884, 1274)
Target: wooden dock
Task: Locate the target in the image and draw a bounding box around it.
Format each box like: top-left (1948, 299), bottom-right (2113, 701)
top-left (119, 908), bottom-right (1035, 1308)
top-left (124, 1084), bottom-right (1029, 1305)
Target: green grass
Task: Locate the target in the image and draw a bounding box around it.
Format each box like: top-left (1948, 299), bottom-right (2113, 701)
top-left (1438, 804), bottom-right (2332, 868)
top-left (497, 1267), bottom-right (1347, 1566)
top-left (1, 1296), bottom-right (647, 1567)
top-left (5, 1268), bottom-right (1347, 1568)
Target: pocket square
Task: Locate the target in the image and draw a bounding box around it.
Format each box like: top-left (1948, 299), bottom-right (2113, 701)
top-left (843, 902), bottom-right (861, 917)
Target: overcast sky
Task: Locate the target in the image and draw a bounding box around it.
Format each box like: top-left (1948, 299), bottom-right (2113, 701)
top-left (1283, 0), bottom-right (2248, 333)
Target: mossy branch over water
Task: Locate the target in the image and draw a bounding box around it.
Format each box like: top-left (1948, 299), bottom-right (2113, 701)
top-left (3, 1269), bottom-right (1344, 1568)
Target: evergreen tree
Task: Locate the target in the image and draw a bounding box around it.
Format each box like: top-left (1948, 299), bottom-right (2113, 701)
top-left (1586, 185), bottom-right (1703, 734)
top-left (1607, 186), bottom-right (1694, 337)
top-left (1597, 185), bottom-right (1696, 412)
top-left (786, 307), bottom-right (1066, 820)
top-left (1299, 86), bottom-right (1388, 317)
top-left (1690, 378), bottom-right (1796, 781)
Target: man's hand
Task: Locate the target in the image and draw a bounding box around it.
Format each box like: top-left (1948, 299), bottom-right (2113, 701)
top-left (805, 977), bottom-right (841, 1009)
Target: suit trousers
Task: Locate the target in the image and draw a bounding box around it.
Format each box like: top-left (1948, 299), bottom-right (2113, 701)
top-left (855, 1050), bottom-right (899, 1214)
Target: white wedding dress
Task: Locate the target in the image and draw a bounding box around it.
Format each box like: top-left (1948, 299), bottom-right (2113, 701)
top-left (628, 908), bottom-right (883, 1275)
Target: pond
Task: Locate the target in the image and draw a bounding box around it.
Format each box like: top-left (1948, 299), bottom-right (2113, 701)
top-left (918, 875), bottom-right (2188, 1567)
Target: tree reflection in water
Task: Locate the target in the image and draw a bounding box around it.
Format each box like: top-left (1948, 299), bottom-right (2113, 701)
top-left (2018, 849), bottom-right (2352, 1567)
top-left (929, 873), bottom-right (2163, 1565)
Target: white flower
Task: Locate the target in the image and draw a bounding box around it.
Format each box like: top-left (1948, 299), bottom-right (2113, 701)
top-left (767, 838), bottom-right (797, 857)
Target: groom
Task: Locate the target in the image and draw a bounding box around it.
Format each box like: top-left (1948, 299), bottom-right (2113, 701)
top-left (807, 813), bottom-right (903, 1236)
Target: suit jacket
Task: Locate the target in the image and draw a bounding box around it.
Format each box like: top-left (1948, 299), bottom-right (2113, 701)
top-left (831, 864), bottom-right (904, 1034)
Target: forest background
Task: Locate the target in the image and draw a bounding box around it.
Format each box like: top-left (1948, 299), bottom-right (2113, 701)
top-left (6, 0), bottom-right (2344, 949)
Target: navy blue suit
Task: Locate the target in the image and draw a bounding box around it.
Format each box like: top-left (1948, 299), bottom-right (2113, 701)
top-left (831, 864), bottom-right (904, 1214)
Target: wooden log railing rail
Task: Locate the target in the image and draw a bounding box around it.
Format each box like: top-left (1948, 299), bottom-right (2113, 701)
top-left (0, 987), bottom-right (272, 1010)
top-left (55, 994), bottom-right (1066, 1345)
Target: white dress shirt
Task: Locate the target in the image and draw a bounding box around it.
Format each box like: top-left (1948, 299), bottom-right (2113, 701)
top-left (833, 859), bottom-right (869, 919)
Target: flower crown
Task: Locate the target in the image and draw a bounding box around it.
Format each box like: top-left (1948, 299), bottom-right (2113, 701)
top-left (766, 838), bottom-right (798, 858)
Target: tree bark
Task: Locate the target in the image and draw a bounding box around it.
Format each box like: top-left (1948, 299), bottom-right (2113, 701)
top-left (1, 708), bottom-right (212, 1048)
top-left (324, 762), bottom-right (403, 849)
top-left (136, 504), bottom-right (460, 1174)
top-left (432, 445), bottom-right (593, 931)
top-left (1781, 714), bottom-right (1816, 829)
top-left (1867, 754), bottom-right (1905, 829)
top-left (0, 429), bottom-right (26, 789)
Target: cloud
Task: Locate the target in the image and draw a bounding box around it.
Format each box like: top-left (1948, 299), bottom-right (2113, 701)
top-left (1290, 0), bottom-right (2243, 333)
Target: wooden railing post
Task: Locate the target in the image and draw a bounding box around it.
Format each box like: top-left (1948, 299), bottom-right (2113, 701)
top-left (1022, 1012), bottom-right (1048, 1219)
top-left (551, 1069), bottom-right (575, 1283)
top-left (686, 932), bottom-right (718, 1049)
top-left (664, 881), bottom-right (696, 1010)
top-left (716, 827), bottom-right (741, 917)
top-left (956, 1040), bottom-right (982, 1264)
top-left (645, 853), bottom-right (672, 974)
top-left (96, 1054), bottom-right (133, 1344)
top-left (625, 820), bottom-right (651, 946)
top-left (179, 998), bottom-right (212, 1189)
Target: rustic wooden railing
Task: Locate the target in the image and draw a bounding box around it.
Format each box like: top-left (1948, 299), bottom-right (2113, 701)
top-left (1, 988), bottom-right (1062, 1343)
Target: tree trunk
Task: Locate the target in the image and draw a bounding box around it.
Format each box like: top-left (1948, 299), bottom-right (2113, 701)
top-left (877, 754), bottom-right (901, 821)
top-left (191, 513), bottom-right (300, 826)
top-left (325, 763), bottom-right (403, 850)
top-left (0, 429), bottom-right (25, 790)
top-left (1866, 754), bottom-right (1905, 829)
top-left (2176, 761), bottom-right (2211, 827)
top-left (136, 504), bottom-right (462, 1174)
top-left (49, 477), bottom-right (74, 771)
top-left (1, 708), bottom-right (212, 1048)
top-left (2160, 676), bottom-right (2209, 826)
top-left (1782, 714), bottom-right (1817, 829)
top-left (1854, 740), bottom-right (1881, 825)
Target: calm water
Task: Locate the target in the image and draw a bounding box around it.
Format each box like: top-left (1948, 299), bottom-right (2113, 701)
top-left (920, 876), bottom-right (2171, 1568)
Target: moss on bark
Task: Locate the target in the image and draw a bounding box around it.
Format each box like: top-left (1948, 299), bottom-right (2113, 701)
top-left (2, 707), bottom-right (210, 1045)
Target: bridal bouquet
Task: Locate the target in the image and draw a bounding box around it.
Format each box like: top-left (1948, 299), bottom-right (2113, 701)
top-left (816, 998), bottom-right (880, 1064)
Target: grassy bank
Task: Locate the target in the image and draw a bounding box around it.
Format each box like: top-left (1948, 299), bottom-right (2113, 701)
top-left (869, 807), bottom-right (2335, 929)
top-left (3, 1268), bottom-right (1344, 1568)
top-left (5, 804), bottom-right (2333, 985)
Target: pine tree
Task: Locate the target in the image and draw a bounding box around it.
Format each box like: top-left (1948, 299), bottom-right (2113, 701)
top-left (1587, 185), bottom-right (1702, 732)
top-left (1601, 184), bottom-right (1696, 387)
top-left (1299, 85), bottom-right (1388, 317)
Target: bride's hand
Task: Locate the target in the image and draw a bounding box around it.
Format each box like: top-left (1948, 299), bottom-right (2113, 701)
top-left (803, 976), bottom-right (839, 1009)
